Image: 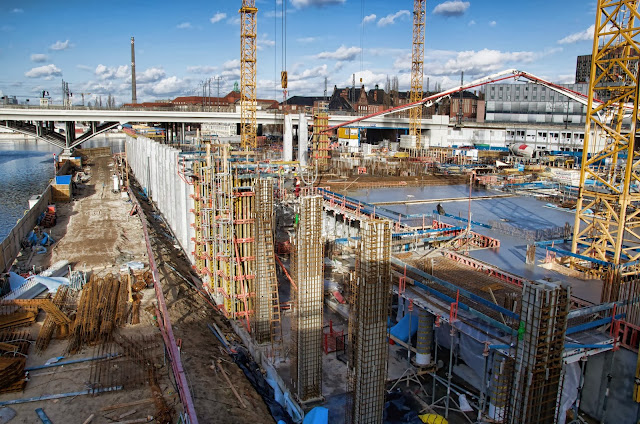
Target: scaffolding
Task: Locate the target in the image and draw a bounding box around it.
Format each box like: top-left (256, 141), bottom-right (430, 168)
top-left (254, 178), bottom-right (281, 344)
top-left (508, 280), bottom-right (569, 424)
top-left (291, 195), bottom-right (324, 402)
top-left (348, 219), bottom-right (392, 424)
top-left (192, 145), bottom-right (257, 328)
top-left (313, 101), bottom-right (330, 172)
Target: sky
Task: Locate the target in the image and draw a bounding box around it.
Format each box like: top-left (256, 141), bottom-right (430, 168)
top-left (0, 0), bottom-right (598, 106)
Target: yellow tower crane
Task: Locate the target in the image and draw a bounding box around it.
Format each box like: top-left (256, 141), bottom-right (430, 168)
top-left (571, 0), bottom-right (640, 276)
top-left (240, 0), bottom-right (258, 151)
top-left (409, 0), bottom-right (426, 153)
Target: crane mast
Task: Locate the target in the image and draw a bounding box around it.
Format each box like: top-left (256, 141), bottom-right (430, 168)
top-left (240, 0), bottom-right (258, 150)
top-left (409, 0), bottom-right (426, 152)
top-left (571, 0), bottom-right (640, 275)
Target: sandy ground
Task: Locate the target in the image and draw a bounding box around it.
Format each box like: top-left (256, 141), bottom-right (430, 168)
top-left (1, 153), bottom-right (172, 423)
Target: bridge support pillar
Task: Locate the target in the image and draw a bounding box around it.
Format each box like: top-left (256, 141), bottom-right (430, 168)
top-left (63, 121), bottom-right (76, 157)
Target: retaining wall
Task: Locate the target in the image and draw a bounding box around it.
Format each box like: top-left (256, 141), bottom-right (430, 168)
top-left (0, 186), bottom-right (52, 272)
top-left (125, 135), bottom-right (195, 264)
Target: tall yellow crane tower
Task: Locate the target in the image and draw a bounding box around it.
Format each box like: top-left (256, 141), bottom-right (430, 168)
top-left (240, 0), bottom-right (258, 150)
top-left (571, 0), bottom-right (640, 276)
top-left (409, 0), bottom-right (426, 152)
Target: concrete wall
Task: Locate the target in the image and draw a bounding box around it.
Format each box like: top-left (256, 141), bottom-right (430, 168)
top-left (581, 348), bottom-right (640, 422)
top-left (125, 135), bottom-right (195, 264)
top-left (0, 185), bottom-right (52, 272)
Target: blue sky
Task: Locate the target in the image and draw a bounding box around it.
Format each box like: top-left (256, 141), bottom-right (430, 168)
top-left (1, 0), bottom-right (598, 105)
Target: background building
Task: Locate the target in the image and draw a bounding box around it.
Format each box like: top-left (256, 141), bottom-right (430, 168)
top-left (485, 82), bottom-right (588, 125)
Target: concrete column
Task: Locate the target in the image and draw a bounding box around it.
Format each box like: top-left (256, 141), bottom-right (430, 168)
top-left (283, 114), bottom-right (293, 161)
top-left (415, 309), bottom-right (434, 366)
top-left (298, 113), bottom-right (308, 166)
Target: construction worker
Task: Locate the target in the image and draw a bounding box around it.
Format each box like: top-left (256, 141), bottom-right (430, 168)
top-left (294, 177), bottom-right (301, 197)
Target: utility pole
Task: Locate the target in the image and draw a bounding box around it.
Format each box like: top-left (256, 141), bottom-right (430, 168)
top-left (212, 76), bottom-right (223, 111)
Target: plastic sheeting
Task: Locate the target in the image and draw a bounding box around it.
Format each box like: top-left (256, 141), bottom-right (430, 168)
top-left (390, 312), bottom-right (419, 343)
top-left (557, 362), bottom-right (580, 424)
top-left (303, 407), bottom-right (328, 424)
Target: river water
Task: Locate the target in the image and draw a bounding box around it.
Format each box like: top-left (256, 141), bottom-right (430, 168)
top-left (0, 136), bottom-right (125, 241)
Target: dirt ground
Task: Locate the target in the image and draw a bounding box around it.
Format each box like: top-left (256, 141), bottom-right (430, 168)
top-left (1, 151), bottom-right (275, 423)
top-left (131, 179), bottom-right (275, 424)
top-left (1, 153), bottom-right (169, 423)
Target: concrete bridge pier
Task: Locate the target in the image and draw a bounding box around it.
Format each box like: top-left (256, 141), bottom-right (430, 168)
top-left (62, 121), bottom-right (76, 157)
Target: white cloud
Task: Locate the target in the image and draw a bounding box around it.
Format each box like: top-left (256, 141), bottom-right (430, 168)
top-left (30, 53), bottom-right (48, 63)
top-left (433, 1), bottom-right (470, 16)
top-left (316, 45), bottom-right (362, 61)
top-left (257, 34), bottom-right (275, 50)
top-left (137, 67), bottom-right (166, 83)
top-left (77, 64), bottom-right (92, 71)
top-left (362, 14), bottom-right (376, 25)
top-left (25, 64), bottom-right (62, 78)
top-left (221, 59), bottom-right (241, 79)
top-left (297, 37), bottom-right (317, 43)
top-left (95, 64), bottom-right (129, 80)
top-left (489, 20), bottom-right (497, 27)
top-left (558, 24), bottom-right (594, 44)
top-left (424, 48), bottom-right (535, 75)
top-left (49, 40), bottom-right (70, 51)
top-left (187, 65), bottom-right (218, 74)
top-left (378, 10), bottom-right (410, 27)
top-left (223, 59), bottom-right (240, 70)
top-left (151, 76), bottom-right (190, 95)
top-left (555, 74), bottom-right (576, 84)
top-left (290, 0), bottom-right (345, 8)
top-left (227, 16), bottom-right (241, 25)
top-left (177, 22), bottom-right (192, 29)
top-left (210, 12), bottom-right (227, 24)
top-left (468, 20), bottom-right (476, 26)
top-left (11, 8), bottom-right (23, 13)
top-left (289, 64), bottom-right (328, 82)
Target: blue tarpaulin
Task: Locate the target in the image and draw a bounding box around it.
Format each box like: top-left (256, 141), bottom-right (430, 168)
top-left (303, 407), bottom-right (328, 424)
top-left (390, 312), bottom-right (419, 343)
top-left (55, 175), bottom-right (72, 185)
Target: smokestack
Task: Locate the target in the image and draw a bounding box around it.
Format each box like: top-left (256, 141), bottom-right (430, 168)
top-left (131, 37), bottom-right (137, 104)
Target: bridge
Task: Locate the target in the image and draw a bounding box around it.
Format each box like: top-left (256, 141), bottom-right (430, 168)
top-left (0, 106), bottom-right (416, 151)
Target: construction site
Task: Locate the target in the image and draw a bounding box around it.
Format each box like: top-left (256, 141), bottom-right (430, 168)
top-left (2, 1), bottom-right (640, 423)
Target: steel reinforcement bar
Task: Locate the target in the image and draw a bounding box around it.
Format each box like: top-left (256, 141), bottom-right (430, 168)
top-left (128, 187), bottom-right (198, 424)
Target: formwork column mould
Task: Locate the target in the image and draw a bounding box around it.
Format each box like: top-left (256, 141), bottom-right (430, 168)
top-left (508, 280), bottom-right (570, 424)
top-left (312, 102), bottom-right (330, 172)
top-left (348, 219), bottom-right (392, 424)
top-left (292, 195), bottom-right (324, 403)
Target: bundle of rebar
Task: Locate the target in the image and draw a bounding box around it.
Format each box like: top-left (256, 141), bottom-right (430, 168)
top-left (67, 274), bottom-right (131, 354)
top-left (35, 286), bottom-right (70, 353)
top-left (0, 357), bottom-right (26, 393)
